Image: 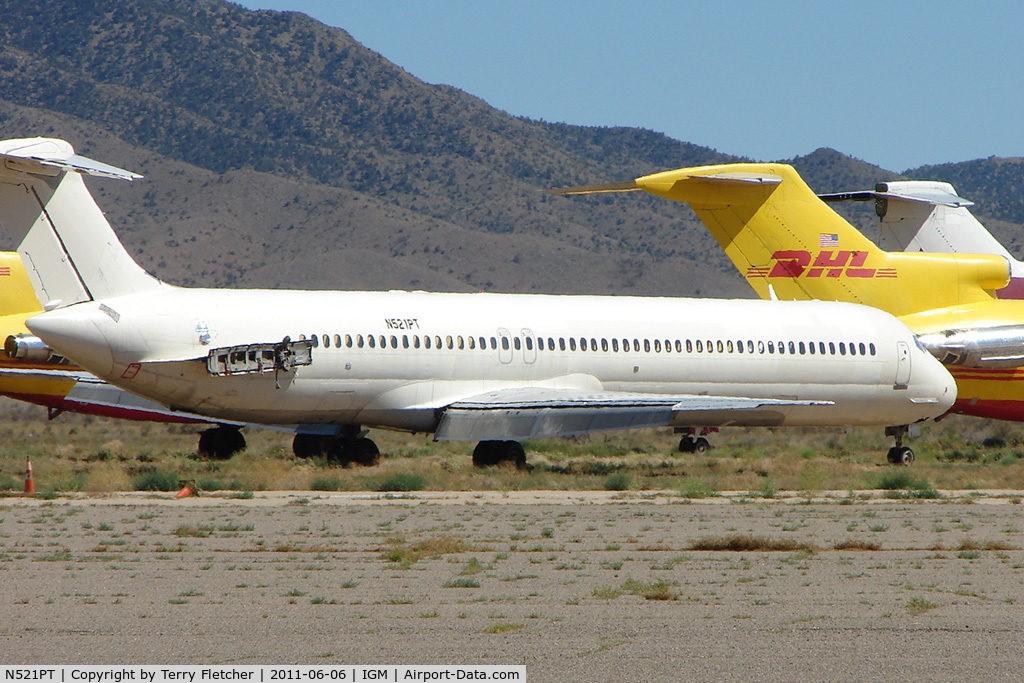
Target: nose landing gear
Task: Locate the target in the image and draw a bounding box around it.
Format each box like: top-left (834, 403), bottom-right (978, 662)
top-left (885, 425), bottom-right (915, 465)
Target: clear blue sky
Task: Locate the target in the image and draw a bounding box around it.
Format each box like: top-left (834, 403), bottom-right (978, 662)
top-left (239, 0), bottom-right (1024, 171)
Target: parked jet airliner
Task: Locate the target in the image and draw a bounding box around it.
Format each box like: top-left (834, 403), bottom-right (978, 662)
top-left (0, 138), bottom-right (956, 466)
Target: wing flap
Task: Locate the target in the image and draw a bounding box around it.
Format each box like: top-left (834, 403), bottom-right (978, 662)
top-left (435, 387), bottom-right (829, 441)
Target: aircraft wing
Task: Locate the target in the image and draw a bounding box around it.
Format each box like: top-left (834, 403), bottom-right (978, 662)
top-left (434, 387), bottom-right (830, 441)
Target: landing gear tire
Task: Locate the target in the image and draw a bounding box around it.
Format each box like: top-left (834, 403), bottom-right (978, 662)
top-left (293, 434), bottom-right (380, 466)
top-left (472, 440), bottom-right (527, 469)
top-left (678, 436), bottom-right (710, 454)
top-left (197, 426), bottom-right (246, 460)
top-left (292, 434), bottom-right (324, 459)
top-left (887, 446), bottom-right (914, 466)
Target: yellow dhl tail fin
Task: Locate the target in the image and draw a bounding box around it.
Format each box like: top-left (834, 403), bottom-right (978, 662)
top-left (0, 251), bottom-right (42, 318)
top-left (551, 164), bottom-right (1009, 317)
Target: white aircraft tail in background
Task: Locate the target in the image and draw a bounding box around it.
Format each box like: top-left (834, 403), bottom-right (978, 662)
top-left (819, 181), bottom-right (1024, 298)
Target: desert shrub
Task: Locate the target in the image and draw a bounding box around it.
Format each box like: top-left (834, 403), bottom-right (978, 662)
top-left (376, 473), bottom-right (426, 491)
top-left (132, 469), bottom-right (180, 491)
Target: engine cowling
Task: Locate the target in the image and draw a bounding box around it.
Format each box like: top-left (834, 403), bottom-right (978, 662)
top-left (4, 334), bottom-right (62, 363)
top-left (917, 326), bottom-right (1024, 369)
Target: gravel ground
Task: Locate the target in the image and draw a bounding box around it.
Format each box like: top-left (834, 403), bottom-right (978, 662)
top-left (3, 490), bottom-right (1024, 681)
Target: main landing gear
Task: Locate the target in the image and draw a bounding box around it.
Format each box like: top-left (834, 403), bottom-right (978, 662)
top-left (885, 425), bottom-right (914, 465)
top-left (472, 440), bottom-right (527, 469)
top-left (197, 425), bottom-right (246, 460)
top-left (677, 427), bottom-right (718, 454)
top-left (292, 426), bottom-right (380, 466)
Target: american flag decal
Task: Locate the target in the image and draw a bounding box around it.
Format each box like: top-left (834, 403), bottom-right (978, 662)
top-left (0, 266), bottom-right (10, 276)
top-left (746, 266), bottom-right (771, 278)
top-left (875, 269), bottom-right (898, 278)
top-left (819, 233), bottom-right (839, 247)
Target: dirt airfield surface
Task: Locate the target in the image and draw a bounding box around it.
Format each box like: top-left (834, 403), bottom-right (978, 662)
top-left (4, 490), bottom-right (1024, 681)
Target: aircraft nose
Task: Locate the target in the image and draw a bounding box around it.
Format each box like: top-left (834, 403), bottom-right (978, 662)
top-left (26, 304), bottom-right (115, 377)
top-left (920, 351), bottom-right (957, 415)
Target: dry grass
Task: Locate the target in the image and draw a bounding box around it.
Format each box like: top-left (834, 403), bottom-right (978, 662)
top-left (689, 535), bottom-right (816, 552)
top-left (6, 397), bottom-right (1024, 494)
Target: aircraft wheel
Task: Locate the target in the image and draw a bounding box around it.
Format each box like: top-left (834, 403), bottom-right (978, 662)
top-left (886, 446), bottom-right (914, 466)
top-left (473, 440), bottom-right (526, 469)
top-left (693, 437), bottom-right (710, 454)
top-left (293, 434), bottom-right (325, 459)
top-left (198, 426), bottom-right (246, 460)
top-left (349, 438), bottom-right (380, 467)
top-left (678, 437), bottom-right (695, 453)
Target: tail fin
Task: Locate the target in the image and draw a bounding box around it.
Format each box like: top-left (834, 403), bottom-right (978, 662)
top-left (821, 180), bottom-right (1024, 299)
top-left (0, 138), bottom-right (162, 309)
top-left (553, 164), bottom-right (1009, 317)
top-left (0, 251), bottom-right (43, 317)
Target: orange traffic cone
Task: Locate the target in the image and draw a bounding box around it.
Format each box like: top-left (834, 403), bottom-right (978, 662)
top-left (174, 480), bottom-right (197, 498)
top-left (24, 458), bottom-right (34, 494)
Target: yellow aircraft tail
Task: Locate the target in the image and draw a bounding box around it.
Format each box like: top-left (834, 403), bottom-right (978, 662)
top-left (554, 164), bottom-right (1010, 317)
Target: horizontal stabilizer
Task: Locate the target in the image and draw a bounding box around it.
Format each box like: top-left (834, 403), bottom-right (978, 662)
top-left (0, 138), bottom-right (141, 181)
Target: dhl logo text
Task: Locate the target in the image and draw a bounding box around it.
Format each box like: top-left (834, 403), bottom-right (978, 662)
top-left (746, 250), bottom-right (897, 279)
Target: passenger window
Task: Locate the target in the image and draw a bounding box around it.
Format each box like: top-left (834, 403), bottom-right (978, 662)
top-left (601, 338), bottom-right (608, 352)
top-left (311, 335), bottom-right (319, 348)
top-left (501, 337), bottom-right (510, 351)
top-left (747, 340), bottom-right (754, 353)
top-left (580, 338), bottom-right (587, 352)
top-left (424, 336), bottom-right (432, 349)
top-left (414, 335), bottom-right (421, 349)
top-left (849, 342), bottom-right (856, 356)
top-left (458, 336), bottom-right (465, 350)
top-left (379, 335), bottom-right (387, 349)
top-left (686, 340), bottom-right (693, 353)
top-left (559, 338), bottom-right (566, 351)
top-left (536, 337), bottom-right (543, 351)
top-left (798, 342), bottom-right (805, 354)
top-left (808, 341), bottom-right (815, 355)
top-left (634, 339), bottom-right (641, 352)
top-left (839, 342), bottom-right (846, 355)
top-left (644, 339), bottom-right (651, 353)
top-left (468, 336), bottom-right (476, 350)
top-left (725, 340), bottom-right (732, 353)
top-left (591, 338), bottom-right (597, 351)
top-left (402, 335), bottom-right (409, 349)
top-left (612, 339), bottom-right (619, 352)
top-left (514, 337), bottom-right (521, 351)
top-left (869, 343), bottom-right (876, 355)
top-left (758, 340), bottom-right (765, 354)
top-left (788, 341), bottom-right (795, 354)
top-left (819, 342), bottom-right (826, 355)
top-left (490, 337), bottom-right (497, 350)
top-left (390, 336), bottom-right (398, 349)
top-left (435, 335), bottom-right (443, 349)
top-left (716, 340), bottom-right (724, 353)
top-left (446, 335), bottom-right (454, 350)
top-left (345, 334), bottom-right (353, 348)
top-left (829, 342), bottom-right (836, 354)
top-left (778, 342), bottom-right (785, 355)
top-left (356, 334), bottom-right (364, 348)
top-left (859, 343), bottom-right (866, 355)
top-left (368, 335), bottom-right (376, 349)
top-left (548, 337), bottom-right (555, 350)
top-left (570, 338), bottom-right (577, 351)
top-left (654, 339), bottom-right (662, 353)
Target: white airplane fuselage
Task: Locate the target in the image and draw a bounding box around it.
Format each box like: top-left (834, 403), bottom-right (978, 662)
top-left (27, 286), bottom-right (956, 435)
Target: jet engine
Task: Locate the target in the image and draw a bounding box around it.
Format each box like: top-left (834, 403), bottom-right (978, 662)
top-left (917, 326), bottom-right (1024, 369)
top-left (4, 334), bottom-right (65, 363)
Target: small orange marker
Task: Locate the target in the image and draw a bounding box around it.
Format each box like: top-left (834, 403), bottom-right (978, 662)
top-left (24, 458), bottom-right (34, 494)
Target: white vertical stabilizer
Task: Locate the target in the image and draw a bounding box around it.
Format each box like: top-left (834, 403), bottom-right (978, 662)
top-left (0, 137), bottom-right (163, 309)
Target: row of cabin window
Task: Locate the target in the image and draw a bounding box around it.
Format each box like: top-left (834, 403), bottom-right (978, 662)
top-left (299, 333), bottom-right (877, 358)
